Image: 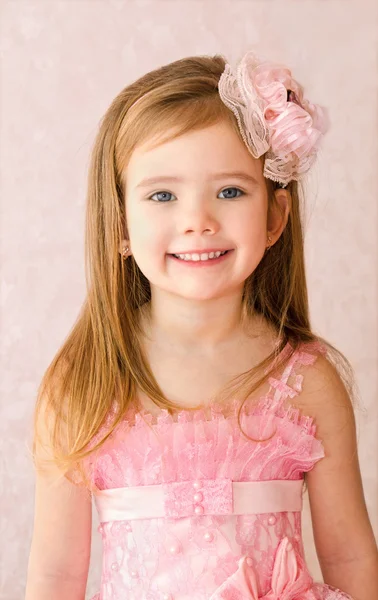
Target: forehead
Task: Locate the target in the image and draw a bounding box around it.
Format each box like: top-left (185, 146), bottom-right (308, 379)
top-left (125, 121), bottom-right (264, 186)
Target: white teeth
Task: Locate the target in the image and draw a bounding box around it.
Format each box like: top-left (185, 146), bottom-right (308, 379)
top-left (173, 250), bottom-right (228, 261)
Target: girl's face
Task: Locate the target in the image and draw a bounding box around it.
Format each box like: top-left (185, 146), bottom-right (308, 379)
top-left (124, 120), bottom-right (285, 302)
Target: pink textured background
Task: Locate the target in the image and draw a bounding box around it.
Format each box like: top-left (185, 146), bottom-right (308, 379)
top-left (0, 1), bottom-right (377, 598)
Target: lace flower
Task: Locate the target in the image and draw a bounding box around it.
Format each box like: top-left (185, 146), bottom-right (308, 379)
top-left (218, 51), bottom-right (330, 187)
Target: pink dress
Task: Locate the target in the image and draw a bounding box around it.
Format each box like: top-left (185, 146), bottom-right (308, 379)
top-left (84, 340), bottom-right (354, 600)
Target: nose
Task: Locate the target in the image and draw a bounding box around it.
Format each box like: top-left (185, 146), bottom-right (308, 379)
top-left (177, 197), bottom-right (221, 235)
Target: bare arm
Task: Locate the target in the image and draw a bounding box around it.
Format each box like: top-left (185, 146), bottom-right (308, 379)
top-left (302, 356), bottom-right (378, 600)
top-left (25, 411), bottom-right (92, 599)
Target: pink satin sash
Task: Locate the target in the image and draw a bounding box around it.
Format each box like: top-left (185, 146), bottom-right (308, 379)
top-left (94, 478), bottom-right (303, 523)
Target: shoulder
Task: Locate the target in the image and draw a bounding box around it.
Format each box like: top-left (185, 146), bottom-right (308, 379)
top-left (291, 343), bottom-right (356, 444)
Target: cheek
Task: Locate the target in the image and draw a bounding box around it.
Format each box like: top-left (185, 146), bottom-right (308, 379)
top-left (127, 205), bottom-right (169, 253)
top-left (229, 208), bottom-right (267, 249)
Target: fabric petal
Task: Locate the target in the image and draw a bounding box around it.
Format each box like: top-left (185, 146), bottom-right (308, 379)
top-left (264, 537), bottom-right (314, 600)
top-left (209, 556), bottom-right (260, 599)
top-left (270, 537), bottom-right (299, 594)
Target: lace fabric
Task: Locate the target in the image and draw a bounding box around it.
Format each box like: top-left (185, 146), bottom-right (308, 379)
top-left (78, 340), bottom-right (354, 600)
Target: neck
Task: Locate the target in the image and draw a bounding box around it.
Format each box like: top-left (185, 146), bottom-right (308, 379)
top-left (138, 292), bottom-right (266, 354)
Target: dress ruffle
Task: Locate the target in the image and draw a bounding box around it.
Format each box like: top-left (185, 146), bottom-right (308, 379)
top-left (89, 396), bottom-right (326, 490)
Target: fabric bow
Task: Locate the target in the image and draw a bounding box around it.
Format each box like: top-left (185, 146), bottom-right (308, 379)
top-left (209, 537), bottom-right (314, 600)
top-left (218, 51), bottom-right (330, 186)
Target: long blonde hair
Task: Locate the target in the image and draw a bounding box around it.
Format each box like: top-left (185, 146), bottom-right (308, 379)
top-left (31, 54), bottom-right (359, 492)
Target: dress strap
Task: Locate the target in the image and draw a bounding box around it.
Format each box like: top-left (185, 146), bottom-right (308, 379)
top-left (268, 341), bottom-right (328, 407)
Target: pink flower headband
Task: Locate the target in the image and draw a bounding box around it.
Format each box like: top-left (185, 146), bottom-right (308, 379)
top-left (218, 51), bottom-right (330, 187)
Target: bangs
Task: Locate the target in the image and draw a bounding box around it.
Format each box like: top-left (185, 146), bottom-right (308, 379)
top-left (136, 95), bottom-right (239, 151)
top-left (116, 92), bottom-right (242, 182)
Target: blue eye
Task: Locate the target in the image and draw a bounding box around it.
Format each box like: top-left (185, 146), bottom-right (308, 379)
top-left (147, 187), bottom-right (245, 203)
top-left (219, 187), bottom-right (245, 199)
top-left (148, 191), bottom-right (175, 203)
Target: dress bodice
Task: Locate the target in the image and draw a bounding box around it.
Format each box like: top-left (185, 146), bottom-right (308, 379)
top-left (75, 340), bottom-right (353, 600)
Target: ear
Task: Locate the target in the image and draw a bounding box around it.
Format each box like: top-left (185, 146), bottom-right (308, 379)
top-left (267, 188), bottom-right (291, 244)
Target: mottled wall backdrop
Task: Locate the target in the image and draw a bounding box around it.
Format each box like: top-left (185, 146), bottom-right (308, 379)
top-left (0, 1), bottom-right (377, 599)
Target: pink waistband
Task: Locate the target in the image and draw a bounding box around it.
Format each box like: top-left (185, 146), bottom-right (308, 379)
top-left (94, 478), bottom-right (304, 522)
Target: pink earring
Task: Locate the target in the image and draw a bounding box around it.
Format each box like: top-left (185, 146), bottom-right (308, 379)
top-left (122, 246), bottom-right (130, 259)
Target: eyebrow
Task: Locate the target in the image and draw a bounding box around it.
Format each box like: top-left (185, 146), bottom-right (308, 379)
top-left (135, 171), bottom-right (260, 189)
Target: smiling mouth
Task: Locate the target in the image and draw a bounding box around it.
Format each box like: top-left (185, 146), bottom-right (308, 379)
top-left (171, 250), bottom-right (229, 259)
top-left (167, 249), bottom-right (233, 264)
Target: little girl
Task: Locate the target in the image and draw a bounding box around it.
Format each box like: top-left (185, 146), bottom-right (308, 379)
top-left (26, 51), bottom-right (378, 600)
